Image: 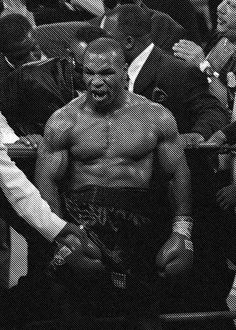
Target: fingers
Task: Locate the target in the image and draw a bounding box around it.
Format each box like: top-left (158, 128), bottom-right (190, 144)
top-left (19, 134), bottom-right (43, 148)
top-left (19, 136), bottom-right (38, 148)
top-left (173, 40), bottom-right (197, 52)
top-left (216, 186), bottom-right (235, 210)
top-left (60, 222), bottom-right (88, 245)
top-left (207, 131), bottom-right (226, 146)
top-left (216, 188), bottom-right (227, 209)
top-left (173, 51), bottom-right (190, 61)
top-left (181, 133), bottom-right (204, 146)
top-left (64, 234), bottom-right (83, 250)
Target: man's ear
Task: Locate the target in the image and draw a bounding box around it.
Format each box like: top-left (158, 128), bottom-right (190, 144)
top-left (124, 36), bottom-right (135, 50)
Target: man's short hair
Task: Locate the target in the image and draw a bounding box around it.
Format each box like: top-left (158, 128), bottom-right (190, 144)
top-left (103, 0), bottom-right (138, 9)
top-left (0, 13), bottom-right (33, 55)
top-left (75, 25), bottom-right (109, 44)
top-left (0, 1), bottom-right (4, 16)
top-left (107, 4), bottom-right (151, 37)
top-left (84, 37), bottom-right (126, 65)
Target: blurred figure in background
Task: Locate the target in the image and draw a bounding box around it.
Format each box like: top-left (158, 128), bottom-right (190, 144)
top-left (0, 14), bottom-right (42, 91)
top-left (173, 0), bottom-right (236, 112)
top-left (142, 0), bottom-right (202, 43)
top-left (0, 25), bottom-right (108, 141)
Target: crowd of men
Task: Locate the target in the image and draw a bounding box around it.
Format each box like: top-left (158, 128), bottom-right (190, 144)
top-left (0, 0), bottom-right (236, 329)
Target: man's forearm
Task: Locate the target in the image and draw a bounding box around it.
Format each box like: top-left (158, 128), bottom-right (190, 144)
top-left (0, 143), bottom-right (66, 241)
top-left (35, 178), bottom-right (63, 218)
top-left (208, 77), bottom-right (228, 109)
top-left (171, 157), bottom-right (192, 217)
top-left (190, 96), bottom-right (229, 140)
top-left (221, 121), bottom-right (236, 144)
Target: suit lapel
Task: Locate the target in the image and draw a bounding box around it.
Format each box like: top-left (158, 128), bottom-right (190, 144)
top-left (133, 47), bottom-right (162, 95)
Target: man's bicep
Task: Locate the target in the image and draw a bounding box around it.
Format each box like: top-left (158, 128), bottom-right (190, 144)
top-left (157, 134), bottom-right (185, 176)
top-left (35, 139), bottom-right (69, 183)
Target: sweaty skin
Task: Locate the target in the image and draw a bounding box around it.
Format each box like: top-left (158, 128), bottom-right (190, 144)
top-left (35, 41), bottom-right (191, 218)
top-left (45, 93), bottom-right (176, 188)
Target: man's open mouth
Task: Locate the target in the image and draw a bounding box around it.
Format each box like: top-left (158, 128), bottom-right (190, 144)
top-left (92, 90), bottom-right (108, 102)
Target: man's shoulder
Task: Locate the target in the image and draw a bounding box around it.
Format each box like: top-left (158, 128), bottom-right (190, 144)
top-left (48, 93), bottom-right (86, 122)
top-left (151, 9), bottom-right (185, 32)
top-left (151, 46), bottom-right (203, 78)
top-left (152, 46), bottom-right (191, 68)
top-left (21, 57), bottom-right (63, 72)
top-left (131, 93), bottom-right (172, 121)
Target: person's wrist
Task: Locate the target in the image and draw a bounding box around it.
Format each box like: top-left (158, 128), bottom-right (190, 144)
top-left (199, 60), bottom-right (219, 83)
top-left (217, 130), bottom-right (227, 144)
top-left (172, 215), bottom-right (193, 239)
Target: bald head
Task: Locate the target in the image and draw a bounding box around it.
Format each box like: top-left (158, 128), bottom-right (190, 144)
top-left (84, 37), bottom-right (126, 66)
top-left (105, 4), bottom-right (152, 38)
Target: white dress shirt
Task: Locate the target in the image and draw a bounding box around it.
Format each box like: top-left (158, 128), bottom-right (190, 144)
top-left (0, 112), bottom-right (19, 144)
top-left (128, 43), bottom-right (154, 92)
top-left (71, 0), bottom-right (104, 16)
top-left (100, 15), bottom-right (106, 29)
top-left (0, 141), bottom-right (66, 241)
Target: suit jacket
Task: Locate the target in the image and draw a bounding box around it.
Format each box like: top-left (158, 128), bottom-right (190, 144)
top-left (0, 57), bottom-right (84, 136)
top-left (0, 53), bottom-right (14, 93)
top-left (133, 46), bottom-right (229, 139)
top-left (222, 121), bottom-right (236, 144)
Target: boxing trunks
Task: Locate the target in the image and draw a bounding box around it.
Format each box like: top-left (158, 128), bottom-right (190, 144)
top-left (58, 185), bottom-right (167, 317)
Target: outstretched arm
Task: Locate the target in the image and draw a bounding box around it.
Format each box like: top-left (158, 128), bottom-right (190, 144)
top-left (0, 140), bottom-right (104, 276)
top-left (0, 141), bottom-right (66, 242)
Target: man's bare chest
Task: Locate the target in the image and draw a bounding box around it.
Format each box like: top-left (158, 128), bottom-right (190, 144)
top-left (69, 115), bottom-right (157, 160)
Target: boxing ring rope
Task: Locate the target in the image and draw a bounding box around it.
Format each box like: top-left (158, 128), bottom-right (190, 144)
top-left (5, 142), bottom-right (236, 325)
top-left (7, 143), bottom-right (37, 158)
top-left (6, 142), bottom-right (236, 158)
top-left (160, 310), bottom-right (236, 323)
top-left (23, 310), bottom-right (236, 328)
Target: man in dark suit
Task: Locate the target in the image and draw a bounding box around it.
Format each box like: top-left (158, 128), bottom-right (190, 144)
top-left (104, 4), bottom-right (228, 143)
top-left (103, 5), bottom-right (235, 330)
top-left (34, 0), bottom-right (186, 58)
top-left (0, 13), bottom-right (42, 92)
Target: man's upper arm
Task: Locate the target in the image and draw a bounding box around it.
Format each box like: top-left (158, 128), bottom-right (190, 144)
top-left (36, 139), bottom-right (69, 183)
top-left (154, 106), bottom-right (185, 176)
top-left (35, 115), bottom-right (69, 183)
top-left (183, 64), bottom-right (229, 139)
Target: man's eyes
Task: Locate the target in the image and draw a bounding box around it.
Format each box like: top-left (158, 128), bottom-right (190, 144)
top-left (83, 69), bottom-right (94, 75)
top-left (84, 70), bottom-right (115, 75)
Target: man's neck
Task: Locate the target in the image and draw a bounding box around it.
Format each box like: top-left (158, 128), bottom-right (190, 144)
top-left (91, 90), bottom-right (129, 116)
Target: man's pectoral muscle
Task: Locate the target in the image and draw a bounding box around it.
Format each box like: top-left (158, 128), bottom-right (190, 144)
top-left (66, 105), bottom-right (159, 189)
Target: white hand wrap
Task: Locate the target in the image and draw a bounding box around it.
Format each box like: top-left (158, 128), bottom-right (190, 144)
top-left (0, 142), bottom-right (66, 241)
top-left (172, 216), bottom-right (193, 239)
